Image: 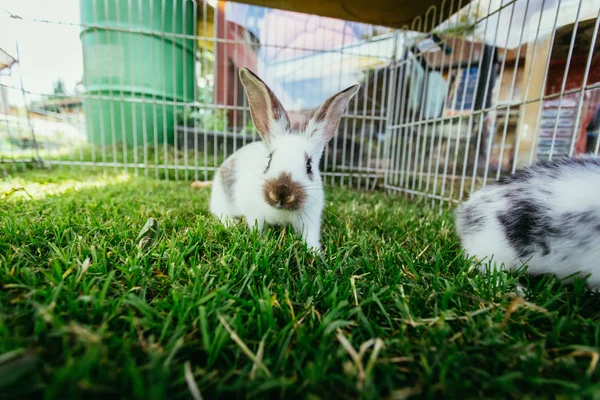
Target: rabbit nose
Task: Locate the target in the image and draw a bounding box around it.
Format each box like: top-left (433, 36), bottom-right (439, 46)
top-left (263, 172), bottom-right (306, 210)
top-left (266, 187), bottom-right (289, 205)
top-left (275, 185), bottom-right (291, 203)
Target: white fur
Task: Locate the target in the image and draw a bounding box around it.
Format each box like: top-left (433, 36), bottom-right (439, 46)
top-left (210, 68), bottom-right (358, 252)
top-left (455, 156), bottom-right (600, 288)
top-left (210, 136), bottom-right (325, 250)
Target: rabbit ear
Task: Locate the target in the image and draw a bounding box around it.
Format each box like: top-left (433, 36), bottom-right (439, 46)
top-left (305, 84), bottom-right (359, 149)
top-left (239, 68), bottom-right (290, 146)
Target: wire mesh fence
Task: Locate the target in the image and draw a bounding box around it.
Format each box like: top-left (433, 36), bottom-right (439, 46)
top-left (383, 0), bottom-right (600, 207)
top-left (1, 0), bottom-right (599, 208)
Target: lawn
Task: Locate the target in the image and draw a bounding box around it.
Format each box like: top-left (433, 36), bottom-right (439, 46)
top-left (1, 167), bottom-right (600, 399)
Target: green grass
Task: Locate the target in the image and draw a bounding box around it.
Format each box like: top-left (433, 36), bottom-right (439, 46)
top-left (1, 168), bottom-right (600, 399)
top-left (5, 144), bottom-right (355, 183)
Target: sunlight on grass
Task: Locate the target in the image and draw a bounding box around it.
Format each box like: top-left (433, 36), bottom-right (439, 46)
top-left (1, 172), bottom-right (131, 201)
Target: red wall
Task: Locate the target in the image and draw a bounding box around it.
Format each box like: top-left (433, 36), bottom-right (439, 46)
top-left (215, 2), bottom-right (258, 129)
top-left (545, 53), bottom-right (600, 95)
top-left (545, 53), bottom-right (600, 153)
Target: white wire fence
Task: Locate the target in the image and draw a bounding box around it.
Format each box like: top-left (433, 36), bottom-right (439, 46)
top-left (1, 0), bottom-right (599, 208)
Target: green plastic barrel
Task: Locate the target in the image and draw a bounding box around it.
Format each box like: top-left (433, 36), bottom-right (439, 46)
top-left (79, 0), bottom-right (195, 147)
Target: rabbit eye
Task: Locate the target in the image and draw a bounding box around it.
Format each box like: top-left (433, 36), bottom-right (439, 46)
top-left (265, 152), bottom-right (273, 173)
top-left (306, 158), bottom-right (312, 175)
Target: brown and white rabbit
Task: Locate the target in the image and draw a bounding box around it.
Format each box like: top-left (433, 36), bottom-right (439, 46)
top-left (209, 68), bottom-right (358, 251)
top-left (455, 155), bottom-right (600, 288)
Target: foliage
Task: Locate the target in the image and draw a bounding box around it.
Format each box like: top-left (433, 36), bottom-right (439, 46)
top-left (432, 6), bottom-right (482, 38)
top-left (51, 80), bottom-right (66, 98)
top-left (177, 108), bottom-right (229, 132)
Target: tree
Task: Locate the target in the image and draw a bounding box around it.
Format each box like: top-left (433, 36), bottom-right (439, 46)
top-left (51, 79), bottom-right (66, 98)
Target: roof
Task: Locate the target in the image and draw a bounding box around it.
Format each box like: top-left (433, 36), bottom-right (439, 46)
top-left (430, 0), bottom-right (600, 50)
top-left (231, 0), bottom-right (451, 31)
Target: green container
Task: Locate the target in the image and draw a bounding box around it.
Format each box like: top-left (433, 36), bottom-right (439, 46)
top-left (79, 0), bottom-right (195, 147)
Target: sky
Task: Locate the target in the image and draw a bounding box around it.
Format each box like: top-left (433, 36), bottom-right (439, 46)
top-left (0, 0), bottom-right (84, 104)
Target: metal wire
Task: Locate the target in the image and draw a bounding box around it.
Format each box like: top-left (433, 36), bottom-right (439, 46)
top-left (568, 7), bottom-right (600, 157)
top-left (1, 0), bottom-right (598, 208)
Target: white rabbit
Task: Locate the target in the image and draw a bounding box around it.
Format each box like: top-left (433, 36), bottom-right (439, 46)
top-left (209, 67), bottom-right (359, 251)
top-left (455, 155), bottom-right (600, 288)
